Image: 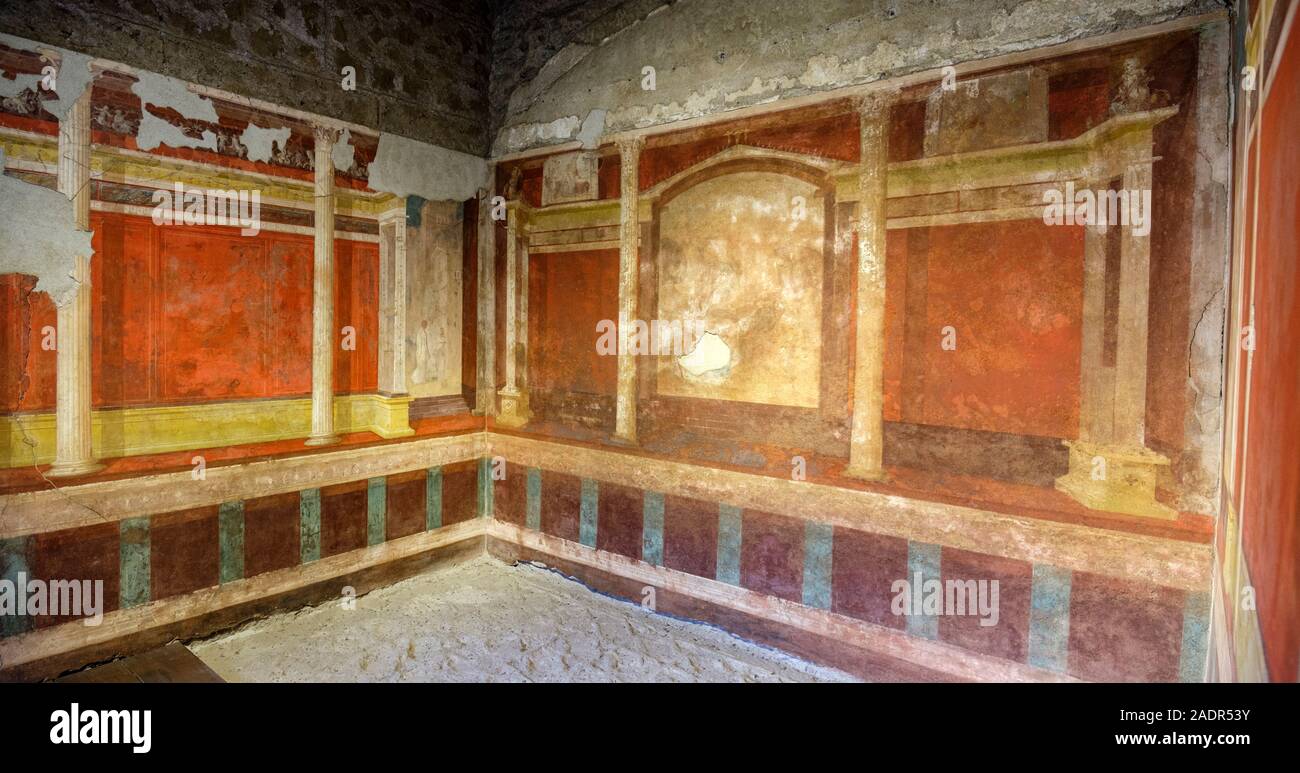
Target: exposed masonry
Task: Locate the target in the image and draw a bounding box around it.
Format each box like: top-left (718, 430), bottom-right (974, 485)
top-left (0, 31), bottom-right (489, 302)
top-left (489, 0), bottom-right (1220, 154)
top-left (0, 0), bottom-right (492, 156)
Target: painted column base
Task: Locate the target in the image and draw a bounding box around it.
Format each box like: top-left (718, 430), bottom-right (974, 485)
top-left (843, 463), bottom-right (887, 482)
top-left (496, 388), bottom-right (531, 428)
top-left (1054, 440), bottom-right (1177, 519)
top-left (339, 394), bottom-right (415, 439)
top-left (46, 459), bottom-right (105, 478)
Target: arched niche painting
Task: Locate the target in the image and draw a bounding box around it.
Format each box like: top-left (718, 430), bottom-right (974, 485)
top-left (654, 168), bottom-right (827, 409)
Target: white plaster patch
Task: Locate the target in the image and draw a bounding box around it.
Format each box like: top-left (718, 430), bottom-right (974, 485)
top-left (0, 34), bottom-right (95, 121)
top-left (368, 132), bottom-right (488, 202)
top-left (332, 127), bottom-right (356, 172)
top-left (678, 331), bottom-right (733, 382)
top-left (576, 108), bottom-right (608, 149)
top-left (0, 148), bottom-right (93, 307)
top-left (131, 70), bottom-right (220, 152)
top-left (492, 0), bottom-right (1201, 154)
top-left (240, 122), bottom-right (290, 164)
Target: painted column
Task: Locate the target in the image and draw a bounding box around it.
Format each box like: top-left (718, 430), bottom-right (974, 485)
top-left (306, 125), bottom-right (340, 446)
top-left (845, 92), bottom-right (890, 480)
top-left (378, 204), bottom-right (408, 396)
top-left (1113, 159), bottom-right (1154, 448)
top-left (476, 171), bottom-right (497, 416)
top-left (614, 136), bottom-right (644, 444)
top-left (496, 200), bottom-right (530, 427)
top-left (49, 84), bottom-right (101, 477)
top-left (1055, 60), bottom-right (1173, 518)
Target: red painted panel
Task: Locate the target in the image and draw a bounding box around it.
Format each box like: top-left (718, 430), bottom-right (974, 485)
top-left (92, 214), bottom-right (156, 406)
top-left (889, 221), bottom-right (1084, 438)
top-left (0, 274), bottom-right (47, 412)
top-left (332, 239), bottom-right (380, 394)
top-left (160, 226), bottom-right (272, 401)
top-left (264, 236), bottom-right (314, 396)
top-left (1241, 16), bottom-right (1300, 682)
top-left (27, 212), bottom-right (381, 409)
top-left (24, 287), bottom-right (56, 412)
top-left (528, 249), bottom-right (618, 397)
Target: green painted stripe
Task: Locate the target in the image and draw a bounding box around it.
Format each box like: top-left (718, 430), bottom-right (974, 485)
top-left (907, 541), bottom-right (941, 640)
top-left (300, 489), bottom-right (321, 564)
top-left (802, 521), bottom-right (833, 609)
top-left (642, 491), bottom-right (665, 567)
top-left (119, 517), bottom-right (151, 608)
top-left (367, 477), bottom-right (387, 546)
top-left (477, 458), bottom-right (494, 519)
top-left (218, 501), bottom-right (245, 585)
top-left (426, 467), bottom-right (443, 530)
top-left (717, 505), bottom-right (742, 586)
top-left (0, 536), bottom-right (33, 637)
top-left (1179, 591), bottom-right (1211, 683)
top-left (1028, 565), bottom-right (1072, 672)
top-left (579, 478), bottom-right (599, 547)
top-left (525, 467), bottom-right (542, 531)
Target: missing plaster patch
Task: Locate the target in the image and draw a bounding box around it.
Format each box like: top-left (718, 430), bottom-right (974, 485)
top-left (240, 122), bottom-right (290, 164)
top-left (576, 108), bottom-right (608, 149)
top-left (0, 34), bottom-right (94, 121)
top-left (131, 70), bottom-right (219, 152)
top-left (678, 331), bottom-right (732, 382)
top-left (368, 132), bottom-right (488, 203)
top-left (0, 148), bottom-right (92, 307)
top-left (332, 127), bottom-right (356, 172)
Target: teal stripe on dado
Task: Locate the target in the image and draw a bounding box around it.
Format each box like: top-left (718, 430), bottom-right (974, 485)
top-left (367, 478), bottom-right (387, 546)
top-left (119, 517), bottom-right (151, 609)
top-left (218, 501), bottom-right (245, 584)
top-left (716, 505), bottom-right (742, 586)
top-left (299, 489), bottom-right (321, 564)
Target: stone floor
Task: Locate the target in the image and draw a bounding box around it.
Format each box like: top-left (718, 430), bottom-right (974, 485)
top-left (188, 556), bottom-right (857, 683)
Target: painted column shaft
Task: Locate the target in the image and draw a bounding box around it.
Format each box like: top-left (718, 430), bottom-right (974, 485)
top-left (476, 171), bottom-right (497, 416)
top-left (615, 136), bottom-right (644, 443)
top-left (846, 93), bottom-right (890, 480)
top-left (307, 125), bottom-right (340, 446)
top-left (502, 204), bottom-right (519, 391)
top-left (50, 87), bottom-right (100, 477)
top-left (378, 209), bottom-right (407, 395)
top-left (1114, 159), bottom-right (1154, 448)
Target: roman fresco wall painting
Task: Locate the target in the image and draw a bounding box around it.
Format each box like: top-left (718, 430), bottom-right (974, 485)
top-left (3, 1), bottom-right (1293, 690)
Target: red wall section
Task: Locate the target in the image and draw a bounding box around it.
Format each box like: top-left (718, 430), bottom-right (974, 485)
top-left (528, 249), bottom-right (618, 397)
top-left (0, 275), bottom-right (56, 413)
top-left (1240, 14), bottom-right (1300, 682)
top-left (0, 213), bottom-right (381, 414)
top-left (883, 220), bottom-right (1084, 439)
top-left (332, 239), bottom-right (380, 395)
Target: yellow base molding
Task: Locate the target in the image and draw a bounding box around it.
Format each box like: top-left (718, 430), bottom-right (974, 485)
top-left (0, 393), bottom-right (413, 468)
top-left (495, 388), bottom-right (531, 428)
top-left (1055, 439), bottom-right (1177, 519)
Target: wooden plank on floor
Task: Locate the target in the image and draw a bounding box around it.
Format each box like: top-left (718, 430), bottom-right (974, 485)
top-left (59, 643), bottom-right (224, 683)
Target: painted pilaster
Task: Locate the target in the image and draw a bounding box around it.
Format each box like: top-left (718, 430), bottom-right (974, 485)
top-left (476, 173), bottom-right (497, 416)
top-left (49, 84), bottom-right (101, 477)
top-left (306, 125), bottom-right (340, 447)
top-left (497, 200), bottom-right (530, 427)
top-left (377, 203), bottom-right (408, 396)
top-left (1055, 60), bottom-right (1174, 519)
top-left (845, 92), bottom-right (890, 481)
top-left (614, 136), bottom-right (644, 444)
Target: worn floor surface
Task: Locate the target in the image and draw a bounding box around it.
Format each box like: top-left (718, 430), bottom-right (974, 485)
top-left (188, 556), bottom-right (857, 683)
